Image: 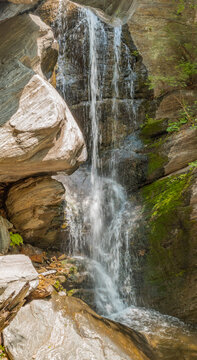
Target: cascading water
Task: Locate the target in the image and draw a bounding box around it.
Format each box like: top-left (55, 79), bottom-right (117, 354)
top-left (56, 6), bottom-right (137, 315)
top-left (55, 5), bottom-right (197, 354)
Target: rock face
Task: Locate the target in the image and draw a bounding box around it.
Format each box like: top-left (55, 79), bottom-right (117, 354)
top-left (53, 1), bottom-right (152, 171)
top-left (6, 177), bottom-right (65, 248)
top-left (3, 294), bottom-right (155, 360)
top-left (0, 0), bottom-right (40, 22)
top-left (0, 13), bottom-right (86, 183)
top-left (135, 170), bottom-right (197, 324)
top-left (50, 0), bottom-right (197, 324)
top-left (0, 254), bottom-right (38, 302)
top-left (7, 0), bottom-right (38, 3)
top-left (0, 2), bottom-right (32, 22)
top-left (0, 216), bottom-right (12, 254)
top-left (72, 0), bottom-right (138, 24)
top-left (125, 0), bottom-right (197, 323)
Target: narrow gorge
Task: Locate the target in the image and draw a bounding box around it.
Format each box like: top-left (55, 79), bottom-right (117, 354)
top-left (0, 1), bottom-right (197, 359)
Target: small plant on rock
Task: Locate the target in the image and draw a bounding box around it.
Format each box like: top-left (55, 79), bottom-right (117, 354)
top-left (189, 160), bottom-right (197, 168)
top-left (0, 346), bottom-right (6, 359)
top-left (167, 96), bottom-right (197, 133)
top-left (9, 232), bottom-right (23, 247)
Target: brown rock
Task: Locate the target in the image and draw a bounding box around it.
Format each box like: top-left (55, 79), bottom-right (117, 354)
top-left (129, 0), bottom-right (197, 95)
top-left (6, 176), bottom-right (65, 248)
top-left (27, 277), bottom-right (54, 300)
top-left (35, 0), bottom-right (60, 25)
top-left (58, 254), bottom-right (67, 260)
top-left (72, 0), bottom-right (138, 24)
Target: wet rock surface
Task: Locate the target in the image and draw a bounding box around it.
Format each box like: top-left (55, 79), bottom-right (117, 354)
top-left (3, 293), bottom-right (155, 360)
top-left (54, 1), bottom-right (151, 155)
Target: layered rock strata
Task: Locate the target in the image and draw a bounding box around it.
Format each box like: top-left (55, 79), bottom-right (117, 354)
top-left (6, 176), bottom-right (65, 248)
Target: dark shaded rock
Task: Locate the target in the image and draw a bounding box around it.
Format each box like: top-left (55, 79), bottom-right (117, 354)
top-left (132, 171), bottom-right (197, 324)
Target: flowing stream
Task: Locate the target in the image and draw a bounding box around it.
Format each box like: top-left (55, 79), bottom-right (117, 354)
top-left (55, 4), bottom-right (197, 358)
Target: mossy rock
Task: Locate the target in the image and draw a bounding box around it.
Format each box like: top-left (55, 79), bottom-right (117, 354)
top-left (147, 152), bottom-right (168, 181)
top-left (141, 118), bottom-right (168, 138)
top-left (140, 118), bottom-right (169, 182)
top-left (141, 172), bottom-right (192, 290)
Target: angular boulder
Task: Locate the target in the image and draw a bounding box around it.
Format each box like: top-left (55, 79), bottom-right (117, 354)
top-left (0, 13), bottom-right (87, 182)
top-left (3, 294), bottom-right (155, 360)
top-left (0, 254), bottom-right (38, 302)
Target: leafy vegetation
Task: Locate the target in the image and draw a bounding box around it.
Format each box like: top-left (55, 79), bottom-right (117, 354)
top-left (53, 280), bottom-right (65, 292)
top-left (189, 160), bottom-right (197, 168)
top-left (9, 232), bottom-right (23, 247)
top-left (0, 346), bottom-right (6, 359)
top-left (167, 99), bottom-right (197, 132)
top-left (147, 0), bottom-right (197, 91)
top-left (132, 50), bottom-right (139, 57)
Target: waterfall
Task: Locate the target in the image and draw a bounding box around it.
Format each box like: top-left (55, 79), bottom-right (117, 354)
top-left (85, 9), bottom-right (136, 314)
top-left (51, 6), bottom-right (197, 355)
top-left (55, 6), bottom-right (137, 316)
top-left (54, 6), bottom-right (197, 348)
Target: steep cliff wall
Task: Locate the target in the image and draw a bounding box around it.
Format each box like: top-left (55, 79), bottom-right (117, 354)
top-left (45, 0), bottom-right (197, 323)
top-left (129, 0), bottom-right (197, 324)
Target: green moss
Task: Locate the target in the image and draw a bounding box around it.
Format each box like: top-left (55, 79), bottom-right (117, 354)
top-left (53, 280), bottom-right (65, 292)
top-left (69, 266), bottom-right (77, 275)
top-left (142, 172), bottom-right (192, 286)
top-left (143, 173), bottom-right (191, 216)
top-left (141, 117), bottom-right (168, 138)
top-left (147, 152), bottom-right (168, 178)
top-left (67, 289), bottom-right (76, 297)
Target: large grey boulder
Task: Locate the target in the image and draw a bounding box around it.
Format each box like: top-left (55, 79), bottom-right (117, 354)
top-left (3, 294), bottom-right (154, 360)
top-left (0, 255), bottom-right (39, 302)
top-left (0, 13), bottom-right (87, 182)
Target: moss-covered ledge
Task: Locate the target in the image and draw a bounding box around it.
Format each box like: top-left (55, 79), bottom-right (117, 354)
top-left (141, 117), bottom-right (168, 139)
top-left (142, 172), bottom-right (192, 283)
top-left (140, 122), bottom-right (169, 184)
top-left (138, 170), bottom-right (197, 322)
